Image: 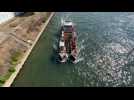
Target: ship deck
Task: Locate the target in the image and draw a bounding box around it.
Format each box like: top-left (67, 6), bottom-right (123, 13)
top-left (64, 32), bottom-right (72, 54)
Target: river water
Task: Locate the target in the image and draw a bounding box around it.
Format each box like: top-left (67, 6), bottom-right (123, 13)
top-left (12, 12), bottom-right (134, 87)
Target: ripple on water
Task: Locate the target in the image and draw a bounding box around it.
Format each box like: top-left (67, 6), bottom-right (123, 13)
top-left (105, 42), bottom-right (128, 54)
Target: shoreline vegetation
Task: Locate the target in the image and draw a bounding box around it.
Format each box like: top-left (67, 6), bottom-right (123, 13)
top-left (0, 12), bottom-right (54, 87)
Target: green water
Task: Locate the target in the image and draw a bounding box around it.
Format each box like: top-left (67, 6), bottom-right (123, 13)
top-left (12, 12), bottom-right (134, 87)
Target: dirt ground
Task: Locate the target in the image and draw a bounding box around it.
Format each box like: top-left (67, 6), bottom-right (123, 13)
top-left (0, 12), bottom-right (51, 76)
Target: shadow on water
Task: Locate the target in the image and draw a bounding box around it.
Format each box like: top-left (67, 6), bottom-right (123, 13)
top-left (50, 29), bottom-right (60, 64)
top-left (50, 49), bottom-right (59, 64)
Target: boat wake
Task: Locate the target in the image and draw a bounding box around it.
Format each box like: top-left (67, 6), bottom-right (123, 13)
top-left (53, 44), bottom-right (57, 50)
top-left (74, 57), bottom-right (84, 63)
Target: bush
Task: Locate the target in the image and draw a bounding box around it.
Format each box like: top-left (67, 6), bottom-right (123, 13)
top-left (4, 72), bottom-right (12, 80)
top-left (8, 67), bottom-right (16, 73)
top-left (11, 51), bottom-right (22, 65)
top-left (0, 71), bottom-right (13, 84)
top-left (0, 83), bottom-right (3, 86)
top-left (11, 61), bottom-right (18, 65)
top-left (0, 67), bottom-right (16, 86)
top-left (0, 76), bottom-right (6, 84)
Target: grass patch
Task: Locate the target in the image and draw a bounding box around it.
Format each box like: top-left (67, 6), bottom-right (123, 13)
top-left (11, 61), bottom-right (18, 65)
top-left (8, 66), bottom-right (16, 73)
top-left (0, 76), bottom-right (6, 84)
top-left (0, 71), bottom-right (12, 84)
top-left (0, 83), bottom-right (3, 86)
top-left (0, 51), bottom-right (22, 86)
top-left (0, 51), bottom-right (23, 86)
top-left (10, 51), bottom-right (22, 65)
top-left (0, 66), bottom-right (16, 86)
top-left (11, 51), bottom-right (21, 62)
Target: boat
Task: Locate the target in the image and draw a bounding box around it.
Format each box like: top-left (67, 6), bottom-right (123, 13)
top-left (58, 21), bottom-right (78, 63)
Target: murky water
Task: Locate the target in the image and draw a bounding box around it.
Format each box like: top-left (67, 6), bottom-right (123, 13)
top-left (12, 12), bottom-right (134, 87)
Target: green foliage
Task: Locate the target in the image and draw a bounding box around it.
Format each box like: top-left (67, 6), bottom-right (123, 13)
top-left (4, 72), bottom-right (12, 80)
top-left (11, 51), bottom-right (21, 62)
top-left (11, 61), bottom-right (18, 65)
top-left (0, 72), bottom-right (12, 84)
top-left (0, 67), bottom-right (16, 86)
top-left (0, 83), bottom-right (3, 86)
top-left (8, 66), bottom-right (16, 73)
top-left (0, 51), bottom-right (21, 86)
top-left (10, 51), bottom-right (22, 65)
top-left (0, 76), bottom-right (6, 84)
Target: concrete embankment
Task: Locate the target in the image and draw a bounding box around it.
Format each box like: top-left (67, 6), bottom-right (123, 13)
top-left (2, 12), bottom-right (55, 87)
